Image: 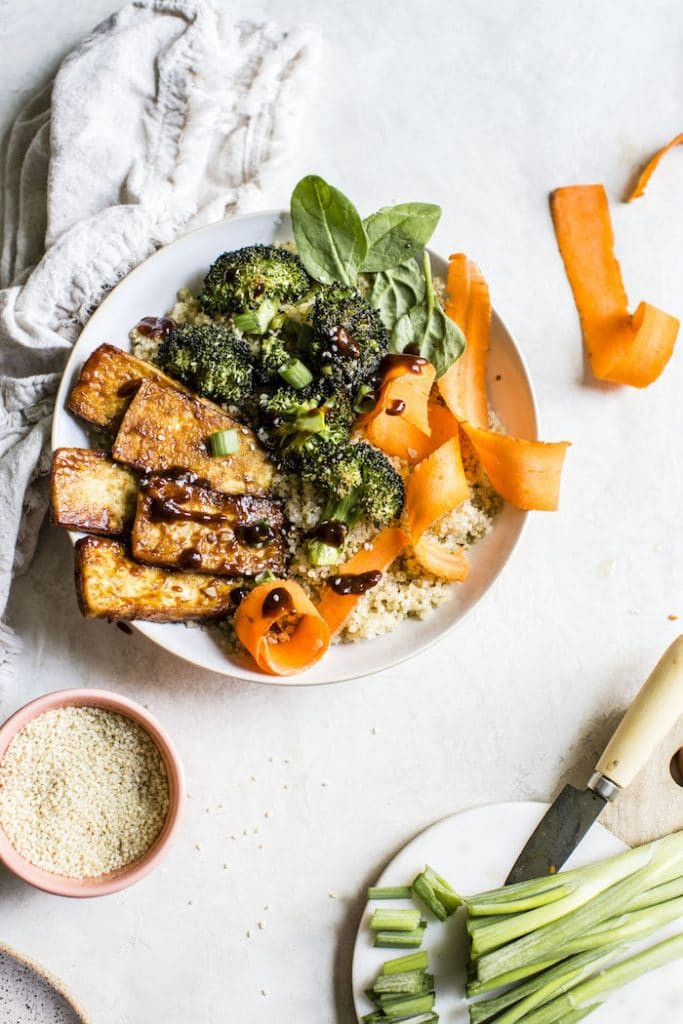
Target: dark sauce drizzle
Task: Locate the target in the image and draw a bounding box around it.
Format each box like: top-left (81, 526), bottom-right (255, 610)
top-left (386, 399), bottom-right (406, 416)
top-left (329, 570), bottom-right (383, 596)
top-left (307, 520), bottom-right (348, 549)
top-left (261, 586), bottom-right (293, 617)
top-left (135, 316), bottom-right (176, 340)
top-left (380, 353), bottom-right (428, 375)
top-left (178, 547), bottom-right (202, 570)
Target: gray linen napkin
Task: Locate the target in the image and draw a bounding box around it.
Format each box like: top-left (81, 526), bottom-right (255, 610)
top-left (0, 0), bottom-right (314, 669)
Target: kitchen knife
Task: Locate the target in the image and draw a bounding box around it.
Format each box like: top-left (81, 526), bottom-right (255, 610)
top-left (506, 635), bottom-right (683, 885)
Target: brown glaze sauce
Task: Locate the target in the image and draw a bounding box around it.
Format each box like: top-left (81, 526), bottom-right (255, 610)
top-left (261, 586), bottom-right (293, 617)
top-left (380, 353), bottom-right (428, 375)
top-left (178, 547), bottom-right (202, 570)
top-left (308, 520), bottom-right (348, 548)
top-left (386, 398), bottom-right (406, 416)
top-left (329, 570), bottom-right (383, 596)
top-left (332, 327), bottom-right (360, 359)
top-left (229, 586), bottom-right (249, 609)
top-left (147, 497), bottom-right (232, 526)
top-left (135, 316), bottom-right (176, 339)
top-left (235, 521), bottom-right (275, 548)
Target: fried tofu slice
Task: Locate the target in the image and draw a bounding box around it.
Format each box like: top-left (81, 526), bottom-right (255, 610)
top-left (131, 474), bottom-right (287, 576)
top-left (51, 448), bottom-right (138, 536)
top-left (75, 537), bottom-right (235, 622)
top-left (112, 378), bottom-right (273, 495)
top-left (66, 343), bottom-right (191, 433)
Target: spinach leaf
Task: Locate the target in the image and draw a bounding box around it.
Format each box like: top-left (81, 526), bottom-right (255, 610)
top-left (368, 259), bottom-right (426, 331)
top-left (361, 203), bottom-right (441, 272)
top-left (290, 175), bottom-right (367, 286)
top-left (391, 253), bottom-right (465, 378)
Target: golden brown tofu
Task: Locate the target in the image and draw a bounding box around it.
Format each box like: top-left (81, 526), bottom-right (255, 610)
top-left (51, 448), bottom-right (138, 536)
top-left (75, 536), bottom-right (235, 622)
top-left (131, 474), bottom-right (287, 576)
top-left (66, 343), bottom-right (191, 433)
top-left (112, 379), bottom-right (273, 495)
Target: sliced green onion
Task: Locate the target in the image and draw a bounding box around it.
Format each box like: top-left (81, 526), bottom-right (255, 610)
top-left (381, 950), bottom-right (429, 975)
top-left (369, 885), bottom-right (414, 900)
top-left (362, 1013), bottom-right (438, 1024)
top-left (371, 908), bottom-right (422, 932)
top-left (209, 429), bottom-right (239, 456)
top-left (377, 992), bottom-right (435, 1018)
top-left (371, 969), bottom-right (427, 996)
top-left (254, 570), bottom-right (277, 584)
top-left (412, 865), bottom-right (461, 921)
top-left (373, 925), bottom-right (426, 949)
top-left (278, 357), bottom-right (313, 389)
top-left (233, 297), bottom-right (279, 335)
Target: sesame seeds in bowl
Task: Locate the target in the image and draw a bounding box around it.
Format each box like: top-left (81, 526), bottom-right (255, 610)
top-left (0, 689), bottom-right (185, 897)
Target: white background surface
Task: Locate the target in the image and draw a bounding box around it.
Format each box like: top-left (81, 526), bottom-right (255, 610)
top-left (1, 1), bottom-right (682, 1022)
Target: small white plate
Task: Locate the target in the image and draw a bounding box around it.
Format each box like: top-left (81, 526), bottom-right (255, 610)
top-left (0, 944), bottom-right (87, 1023)
top-left (52, 211), bottom-right (538, 685)
top-left (352, 802), bottom-right (683, 1023)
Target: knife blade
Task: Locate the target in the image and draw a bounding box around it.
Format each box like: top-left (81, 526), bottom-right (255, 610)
top-left (506, 635), bottom-right (683, 886)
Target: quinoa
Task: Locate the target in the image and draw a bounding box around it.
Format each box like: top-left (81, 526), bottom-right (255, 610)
top-left (131, 268), bottom-right (503, 649)
top-left (0, 707), bottom-right (169, 878)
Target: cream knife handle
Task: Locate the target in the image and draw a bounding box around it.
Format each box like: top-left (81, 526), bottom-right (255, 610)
top-left (595, 635), bottom-right (683, 789)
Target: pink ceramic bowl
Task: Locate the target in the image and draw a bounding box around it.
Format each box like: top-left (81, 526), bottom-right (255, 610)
top-left (0, 688), bottom-right (185, 898)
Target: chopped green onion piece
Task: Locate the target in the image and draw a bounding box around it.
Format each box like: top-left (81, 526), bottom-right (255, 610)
top-left (278, 357), bottom-right (313, 389)
top-left (372, 969), bottom-right (427, 996)
top-left (378, 992), bottom-right (435, 1018)
top-left (209, 429), bottom-right (239, 456)
top-left (307, 539), bottom-right (343, 567)
top-left (369, 886), bottom-right (414, 900)
top-left (254, 571), bottom-right (277, 584)
top-left (412, 865), bottom-right (461, 921)
top-left (371, 908), bottom-right (422, 932)
top-left (233, 297), bottom-right (280, 334)
top-left (382, 950), bottom-right (429, 975)
top-left (363, 1015), bottom-right (438, 1024)
top-left (373, 925), bottom-right (426, 949)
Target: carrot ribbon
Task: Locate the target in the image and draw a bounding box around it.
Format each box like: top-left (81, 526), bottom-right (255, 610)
top-left (551, 184), bottom-right (679, 387)
top-left (317, 527), bottom-right (409, 634)
top-left (361, 360), bottom-right (436, 464)
top-left (627, 133), bottom-right (683, 201)
top-left (439, 254), bottom-right (490, 428)
top-left (235, 579), bottom-right (330, 676)
top-left (406, 435), bottom-right (471, 580)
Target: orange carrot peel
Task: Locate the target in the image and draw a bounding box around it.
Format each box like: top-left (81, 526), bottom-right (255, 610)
top-left (461, 423), bottom-right (569, 512)
top-left (550, 184), bottom-right (679, 387)
top-left (627, 133), bottom-right (683, 201)
top-left (235, 579), bottom-right (330, 676)
top-left (361, 360), bottom-right (436, 463)
top-left (439, 254), bottom-right (491, 428)
top-left (406, 435), bottom-right (471, 580)
top-left (316, 527), bottom-right (409, 634)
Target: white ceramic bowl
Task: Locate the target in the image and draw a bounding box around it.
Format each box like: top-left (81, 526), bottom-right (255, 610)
top-left (52, 211), bottom-right (538, 685)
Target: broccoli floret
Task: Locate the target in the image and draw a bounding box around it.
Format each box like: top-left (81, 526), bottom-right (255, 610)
top-left (305, 441), bottom-right (405, 566)
top-left (157, 323), bottom-right (254, 405)
top-left (310, 284), bottom-right (390, 392)
top-left (199, 245), bottom-right (311, 317)
top-left (258, 386), bottom-right (354, 467)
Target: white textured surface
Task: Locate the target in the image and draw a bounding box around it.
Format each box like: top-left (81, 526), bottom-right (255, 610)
top-left (1, 2), bottom-right (682, 1022)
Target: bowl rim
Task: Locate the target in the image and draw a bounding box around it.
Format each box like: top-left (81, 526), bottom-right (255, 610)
top-left (0, 688), bottom-right (185, 898)
top-left (50, 208), bottom-right (540, 686)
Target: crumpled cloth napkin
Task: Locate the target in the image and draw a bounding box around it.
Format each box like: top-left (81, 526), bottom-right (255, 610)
top-left (0, 0), bottom-right (314, 667)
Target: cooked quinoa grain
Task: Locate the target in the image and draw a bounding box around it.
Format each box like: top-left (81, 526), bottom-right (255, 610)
top-left (0, 707), bottom-right (169, 878)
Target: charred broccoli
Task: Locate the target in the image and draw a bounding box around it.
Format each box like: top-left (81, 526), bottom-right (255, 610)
top-left (157, 323), bottom-right (254, 405)
top-left (199, 245), bottom-right (311, 317)
top-left (258, 386), bottom-right (354, 466)
top-left (305, 441), bottom-right (405, 566)
top-left (310, 284), bottom-right (389, 392)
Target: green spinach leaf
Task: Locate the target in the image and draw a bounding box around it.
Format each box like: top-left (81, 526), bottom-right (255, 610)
top-left (391, 253), bottom-right (465, 378)
top-left (290, 175), bottom-right (367, 286)
top-left (361, 203), bottom-right (441, 272)
top-left (368, 259), bottom-right (426, 331)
